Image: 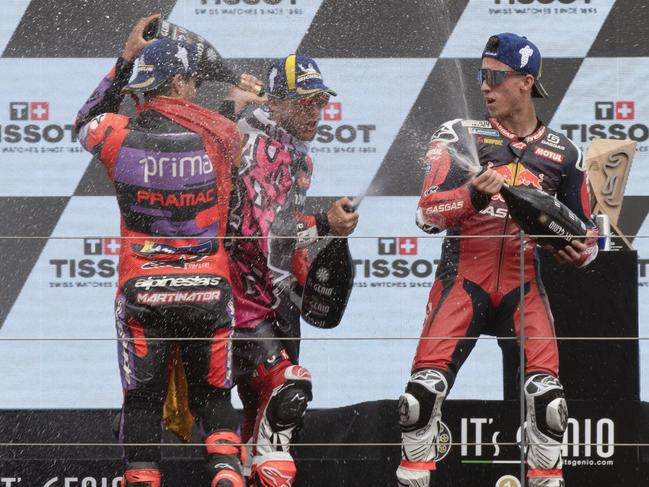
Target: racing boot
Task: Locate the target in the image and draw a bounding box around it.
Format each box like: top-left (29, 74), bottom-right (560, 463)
top-left (122, 462), bottom-right (161, 487)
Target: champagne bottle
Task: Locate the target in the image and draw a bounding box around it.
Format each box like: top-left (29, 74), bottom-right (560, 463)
top-left (301, 236), bottom-right (354, 329)
top-left (142, 18), bottom-right (244, 87)
top-left (500, 184), bottom-right (587, 250)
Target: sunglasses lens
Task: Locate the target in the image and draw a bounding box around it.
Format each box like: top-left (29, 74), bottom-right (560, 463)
top-left (478, 69), bottom-right (507, 87)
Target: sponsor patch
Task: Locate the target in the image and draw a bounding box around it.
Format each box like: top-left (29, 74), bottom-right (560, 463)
top-left (134, 275), bottom-right (222, 290)
top-left (426, 201), bottom-right (464, 213)
top-left (480, 137), bottom-right (504, 146)
top-left (469, 127), bottom-right (500, 136)
top-left (534, 145), bottom-right (564, 163)
top-left (461, 120), bottom-right (492, 128)
top-left (135, 290), bottom-right (222, 305)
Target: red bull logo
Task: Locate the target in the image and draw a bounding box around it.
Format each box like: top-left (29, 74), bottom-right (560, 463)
top-left (493, 163), bottom-right (544, 190)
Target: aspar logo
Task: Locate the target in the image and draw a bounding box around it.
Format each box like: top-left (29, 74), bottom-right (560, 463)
top-left (313, 101), bottom-right (376, 152)
top-left (2, 101), bottom-right (78, 146)
top-left (49, 238), bottom-right (118, 285)
top-left (562, 100), bottom-right (649, 144)
top-left (352, 237), bottom-right (437, 287)
top-left (42, 477), bottom-right (122, 486)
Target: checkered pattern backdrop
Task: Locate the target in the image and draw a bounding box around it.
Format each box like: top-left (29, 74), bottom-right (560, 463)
top-left (1, 0), bottom-right (648, 408)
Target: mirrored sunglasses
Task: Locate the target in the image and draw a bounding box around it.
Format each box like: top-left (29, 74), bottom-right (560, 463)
top-left (477, 68), bottom-right (525, 87)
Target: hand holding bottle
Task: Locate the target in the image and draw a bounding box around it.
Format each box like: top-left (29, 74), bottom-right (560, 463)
top-left (122, 14), bottom-right (161, 62)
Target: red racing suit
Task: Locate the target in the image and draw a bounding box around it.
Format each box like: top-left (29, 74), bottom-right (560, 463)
top-left (413, 117), bottom-right (597, 380)
top-left (74, 57), bottom-right (243, 468)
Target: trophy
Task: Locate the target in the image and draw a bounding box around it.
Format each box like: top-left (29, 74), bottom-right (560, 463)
top-left (585, 138), bottom-right (636, 250)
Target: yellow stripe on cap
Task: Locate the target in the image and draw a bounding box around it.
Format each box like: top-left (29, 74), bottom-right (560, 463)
top-left (285, 54), bottom-right (297, 91)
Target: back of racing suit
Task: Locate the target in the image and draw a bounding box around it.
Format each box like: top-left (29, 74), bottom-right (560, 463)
top-left (227, 107), bottom-right (328, 485)
top-left (397, 118), bottom-right (597, 487)
top-left (74, 57), bottom-right (245, 478)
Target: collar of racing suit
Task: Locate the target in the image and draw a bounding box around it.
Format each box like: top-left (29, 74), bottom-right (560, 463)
top-left (488, 116), bottom-right (546, 144)
top-left (241, 107), bottom-right (311, 156)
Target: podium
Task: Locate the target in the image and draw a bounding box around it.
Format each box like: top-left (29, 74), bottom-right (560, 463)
top-left (0, 252), bottom-right (645, 486)
top-left (501, 250), bottom-right (639, 401)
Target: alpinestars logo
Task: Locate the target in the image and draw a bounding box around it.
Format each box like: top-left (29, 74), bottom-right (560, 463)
top-left (258, 465), bottom-right (293, 486)
top-left (561, 100), bottom-right (649, 144)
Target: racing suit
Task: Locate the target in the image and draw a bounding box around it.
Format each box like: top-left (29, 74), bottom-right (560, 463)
top-left (74, 57), bottom-right (245, 485)
top-left (227, 107), bottom-right (328, 486)
top-left (397, 118), bottom-right (597, 487)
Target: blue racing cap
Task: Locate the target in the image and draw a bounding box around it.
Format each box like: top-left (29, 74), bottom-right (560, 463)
top-left (482, 33), bottom-right (548, 98)
top-left (266, 54), bottom-right (336, 99)
top-left (123, 38), bottom-right (200, 93)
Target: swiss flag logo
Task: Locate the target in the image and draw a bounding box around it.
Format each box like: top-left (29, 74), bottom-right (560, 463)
top-left (615, 101), bottom-right (634, 120)
top-left (102, 238), bottom-right (121, 255)
top-left (322, 102), bottom-right (342, 121)
top-left (398, 237), bottom-right (417, 255)
top-left (30, 102), bottom-right (49, 121)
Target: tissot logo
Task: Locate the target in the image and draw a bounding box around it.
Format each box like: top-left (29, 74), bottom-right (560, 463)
top-left (200, 0), bottom-right (297, 4)
top-left (9, 101), bottom-right (49, 121)
top-left (2, 101), bottom-right (76, 145)
top-left (84, 238), bottom-right (121, 256)
top-left (595, 101), bottom-right (635, 121)
top-left (561, 99), bottom-right (648, 143)
top-left (323, 102), bottom-right (342, 121)
top-left (378, 237), bottom-right (418, 256)
top-left (494, 0), bottom-right (590, 3)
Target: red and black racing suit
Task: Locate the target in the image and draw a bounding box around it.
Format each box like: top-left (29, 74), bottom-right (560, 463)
top-left (74, 57), bottom-right (243, 470)
top-left (401, 117), bottom-right (598, 484)
top-left (414, 117), bottom-right (597, 378)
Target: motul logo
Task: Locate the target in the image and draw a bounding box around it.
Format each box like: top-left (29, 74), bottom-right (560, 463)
top-left (534, 146), bottom-right (564, 163)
